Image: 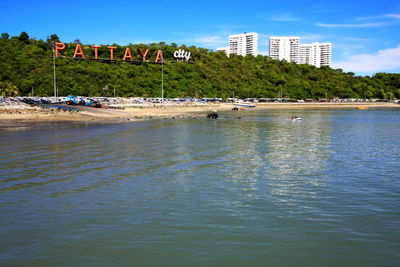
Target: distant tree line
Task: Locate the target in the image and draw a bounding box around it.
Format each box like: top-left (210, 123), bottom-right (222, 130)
top-left (1, 32), bottom-right (399, 99)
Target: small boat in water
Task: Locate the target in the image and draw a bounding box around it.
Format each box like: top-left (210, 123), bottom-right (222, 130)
top-left (356, 106), bottom-right (368, 110)
top-left (291, 115), bottom-right (302, 121)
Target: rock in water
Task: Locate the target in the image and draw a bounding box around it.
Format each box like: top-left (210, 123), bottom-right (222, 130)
top-left (207, 111), bottom-right (218, 119)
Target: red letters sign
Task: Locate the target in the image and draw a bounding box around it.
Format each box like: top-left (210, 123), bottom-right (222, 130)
top-left (54, 42), bottom-right (173, 63)
top-left (55, 42), bottom-right (66, 57)
top-left (73, 44), bottom-right (85, 58)
top-left (107, 46), bottom-right (117, 60)
top-left (139, 48), bottom-right (149, 62)
top-left (123, 48), bottom-right (133, 61)
top-left (92, 45), bottom-right (100, 59)
top-left (155, 50), bottom-right (164, 63)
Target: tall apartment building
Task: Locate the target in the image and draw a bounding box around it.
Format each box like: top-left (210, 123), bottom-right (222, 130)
top-left (216, 46), bottom-right (230, 57)
top-left (269, 36), bottom-right (300, 63)
top-left (319, 43), bottom-right (332, 67)
top-left (225, 32), bottom-right (258, 57)
top-left (299, 42), bottom-right (332, 67)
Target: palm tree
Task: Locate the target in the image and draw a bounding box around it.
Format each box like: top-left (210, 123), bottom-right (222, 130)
top-left (0, 82), bottom-right (19, 97)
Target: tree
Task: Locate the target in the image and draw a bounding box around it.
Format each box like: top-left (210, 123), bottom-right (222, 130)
top-left (1, 32), bottom-right (9, 39)
top-left (378, 89), bottom-right (386, 100)
top-left (46, 34), bottom-right (60, 44)
top-left (0, 82), bottom-right (19, 97)
top-left (1, 31), bottom-right (400, 99)
top-left (386, 92), bottom-right (395, 100)
top-left (19, 31), bottom-right (29, 42)
top-left (365, 90), bottom-right (374, 99)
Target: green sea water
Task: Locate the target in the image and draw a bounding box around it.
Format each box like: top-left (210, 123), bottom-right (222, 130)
top-left (1, 108), bottom-right (399, 266)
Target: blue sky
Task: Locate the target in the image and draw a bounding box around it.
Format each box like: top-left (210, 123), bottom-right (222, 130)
top-left (1, 0), bottom-right (400, 76)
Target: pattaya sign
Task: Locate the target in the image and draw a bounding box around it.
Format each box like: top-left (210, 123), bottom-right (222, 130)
top-left (54, 42), bottom-right (191, 62)
top-left (173, 49), bottom-right (191, 61)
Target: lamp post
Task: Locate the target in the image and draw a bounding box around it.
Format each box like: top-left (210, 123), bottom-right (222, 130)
top-left (52, 43), bottom-right (57, 102)
top-left (161, 61), bottom-right (164, 102)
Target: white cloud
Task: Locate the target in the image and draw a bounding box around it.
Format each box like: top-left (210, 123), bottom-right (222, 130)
top-left (257, 13), bottom-right (299, 22)
top-left (354, 15), bottom-right (381, 21)
top-left (318, 13), bottom-right (400, 29)
top-left (269, 14), bottom-right (299, 22)
top-left (211, 25), bottom-right (249, 32)
top-left (386, 14), bottom-right (400, 19)
top-left (333, 45), bottom-right (400, 73)
top-left (355, 14), bottom-right (400, 21)
top-left (258, 50), bottom-right (268, 56)
top-left (316, 22), bottom-right (386, 28)
top-left (338, 36), bottom-right (371, 42)
top-left (192, 35), bottom-right (227, 48)
top-left (258, 33), bottom-right (270, 46)
top-left (300, 34), bottom-right (325, 41)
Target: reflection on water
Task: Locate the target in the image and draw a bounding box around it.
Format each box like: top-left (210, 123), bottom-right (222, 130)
top-left (0, 109), bottom-right (400, 265)
top-left (219, 112), bottom-right (332, 208)
top-left (265, 114), bottom-right (332, 207)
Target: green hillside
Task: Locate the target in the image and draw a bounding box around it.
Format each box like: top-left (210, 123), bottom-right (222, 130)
top-left (1, 32), bottom-right (399, 99)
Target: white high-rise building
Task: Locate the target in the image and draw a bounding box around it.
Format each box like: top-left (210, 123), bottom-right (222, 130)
top-left (299, 42), bottom-right (332, 67)
top-left (216, 46), bottom-right (230, 57)
top-left (269, 36), bottom-right (300, 63)
top-left (320, 43), bottom-right (332, 67)
top-left (228, 32), bottom-right (258, 57)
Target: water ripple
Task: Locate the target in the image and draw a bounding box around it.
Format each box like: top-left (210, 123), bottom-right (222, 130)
top-left (1, 110), bottom-right (400, 265)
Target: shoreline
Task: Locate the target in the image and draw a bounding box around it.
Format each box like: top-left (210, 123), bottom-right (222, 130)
top-left (0, 102), bottom-right (399, 127)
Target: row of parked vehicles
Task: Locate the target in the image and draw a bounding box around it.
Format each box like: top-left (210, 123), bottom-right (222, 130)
top-left (64, 95), bottom-right (102, 108)
top-left (4, 96), bottom-right (399, 108)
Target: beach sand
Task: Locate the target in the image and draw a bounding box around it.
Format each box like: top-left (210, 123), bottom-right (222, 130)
top-left (0, 102), bottom-right (399, 126)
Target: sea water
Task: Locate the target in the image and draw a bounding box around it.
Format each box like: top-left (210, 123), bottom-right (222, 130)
top-left (1, 108), bottom-right (399, 266)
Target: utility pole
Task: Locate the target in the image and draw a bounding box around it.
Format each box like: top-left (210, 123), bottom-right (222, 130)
top-left (52, 44), bottom-right (57, 102)
top-left (161, 61), bottom-right (164, 102)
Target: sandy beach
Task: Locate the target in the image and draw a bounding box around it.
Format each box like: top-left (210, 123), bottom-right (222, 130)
top-left (0, 101), bottom-right (399, 126)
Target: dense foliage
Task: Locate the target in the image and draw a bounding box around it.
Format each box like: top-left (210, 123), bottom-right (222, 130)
top-left (1, 32), bottom-right (399, 99)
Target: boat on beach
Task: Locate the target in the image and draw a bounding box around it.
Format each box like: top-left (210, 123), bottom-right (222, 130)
top-left (233, 103), bottom-right (256, 108)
